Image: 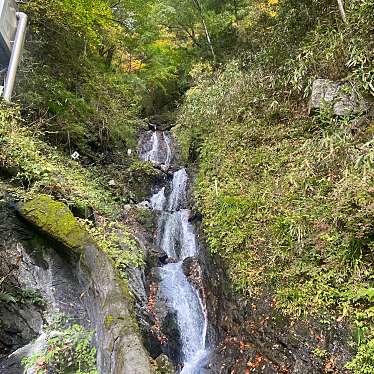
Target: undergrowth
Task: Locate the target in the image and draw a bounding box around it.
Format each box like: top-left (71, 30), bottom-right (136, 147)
top-left (81, 219), bottom-right (145, 274)
top-left (22, 317), bottom-right (97, 374)
top-left (0, 104), bottom-right (118, 216)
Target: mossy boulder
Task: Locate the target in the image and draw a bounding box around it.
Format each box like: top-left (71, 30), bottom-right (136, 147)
top-left (17, 195), bottom-right (91, 252)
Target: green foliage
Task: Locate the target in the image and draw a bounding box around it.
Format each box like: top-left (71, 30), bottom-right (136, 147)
top-left (81, 219), bottom-right (144, 274)
top-left (0, 288), bottom-right (46, 306)
top-left (135, 207), bottom-right (155, 232)
top-left (17, 288), bottom-right (47, 307)
top-left (0, 291), bottom-right (17, 304)
top-left (176, 0), bottom-right (374, 321)
top-left (0, 105), bottom-right (118, 215)
top-left (312, 347), bottom-right (328, 359)
top-left (346, 338), bottom-right (374, 374)
top-left (16, 0), bottom-right (196, 153)
top-left (22, 320), bottom-right (97, 374)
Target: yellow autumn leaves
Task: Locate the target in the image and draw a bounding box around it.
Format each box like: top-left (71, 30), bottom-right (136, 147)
top-left (259, 0), bottom-right (279, 17)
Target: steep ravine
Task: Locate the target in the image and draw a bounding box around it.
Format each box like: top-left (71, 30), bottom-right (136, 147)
top-left (0, 123), bottom-right (354, 374)
top-left (135, 125), bottom-right (354, 373)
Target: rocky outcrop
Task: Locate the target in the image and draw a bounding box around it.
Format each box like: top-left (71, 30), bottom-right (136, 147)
top-left (17, 195), bottom-right (91, 252)
top-left (182, 256), bottom-right (203, 291)
top-left (309, 79), bottom-right (368, 116)
top-left (0, 194), bottom-right (154, 374)
top-left (79, 242), bottom-right (153, 374)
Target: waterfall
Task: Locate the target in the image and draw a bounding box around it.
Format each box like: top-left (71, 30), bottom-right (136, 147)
top-left (167, 169), bottom-right (188, 212)
top-left (140, 131), bottom-right (173, 167)
top-left (150, 187), bottom-right (166, 211)
top-left (140, 130), bottom-right (209, 373)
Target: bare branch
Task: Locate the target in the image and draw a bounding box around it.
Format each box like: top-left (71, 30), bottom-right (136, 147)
top-left (337, 0), bottom-right (347, 23)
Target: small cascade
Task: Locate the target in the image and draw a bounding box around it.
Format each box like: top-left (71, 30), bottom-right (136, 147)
top-left (167, 169), bottom-right (188, 212)
top-left (150, 187), bottom-right (166, 211)
top-left (140, 131), bottom-right (173, 166)
top-left (140, 131), bottom-right (209, 373)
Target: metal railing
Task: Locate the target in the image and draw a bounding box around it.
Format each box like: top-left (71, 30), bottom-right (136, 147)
top-left (3, 11), bottom-right (27, 102)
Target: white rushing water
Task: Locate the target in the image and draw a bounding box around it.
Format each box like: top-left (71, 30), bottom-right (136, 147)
top-left (140, 131), bottom-right (173, 166)
top-left (150, 187), bottom-right (166, 211)
top-left (141, 131), bottom-right (209, 373)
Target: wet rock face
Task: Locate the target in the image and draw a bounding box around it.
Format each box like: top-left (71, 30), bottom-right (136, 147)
top-left (0, 201), bottom-right (88, 372)
top-left (140, 266), bottom-right (182, 365)
top-left (0, 206), bottom-right (41, 358)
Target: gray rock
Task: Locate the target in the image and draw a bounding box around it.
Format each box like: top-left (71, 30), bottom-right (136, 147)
top-left (0, 198), bottom-right (154, 374)
top-left (0, 332), bottom-right (49, 374)
top-left (78, 244), bottom-right (154, 374)
top-left (309, 79), bottom-right (368, 116)
top-left (137, 201), bottom-right (152, 210)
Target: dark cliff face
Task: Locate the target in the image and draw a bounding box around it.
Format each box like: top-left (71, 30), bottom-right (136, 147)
top-left (0, 203), bottom-right (43, 362)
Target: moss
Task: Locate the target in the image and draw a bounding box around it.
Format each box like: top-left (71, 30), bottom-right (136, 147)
top-left (18, 194), bottom-right (91, 252)
top-left (104, 313), bottom-right (137, 334)
top-left (136, 208), bottom-right (156, 232)
top-left (104, 315), bottom-right (116, 330)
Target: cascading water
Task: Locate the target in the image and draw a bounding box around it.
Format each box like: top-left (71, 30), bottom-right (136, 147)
top-left (140, 131), bottom-right (173, 166)
top-left (140, 131), bottom-right (209, 373)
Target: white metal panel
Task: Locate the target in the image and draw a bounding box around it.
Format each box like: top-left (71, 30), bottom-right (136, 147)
top-left (0, 0), bottom-right (18, 66)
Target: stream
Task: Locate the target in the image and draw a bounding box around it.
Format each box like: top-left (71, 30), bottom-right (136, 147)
top-left (140, 130), bottom-right (209, 373)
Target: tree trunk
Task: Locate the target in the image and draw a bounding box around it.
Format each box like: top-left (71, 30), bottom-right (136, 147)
top-left (105, 46), bottom-right (115, 66)
top-left (337, 0), bottom-right (347, 23)
top-left (191, 0), bottom-right (216, 62)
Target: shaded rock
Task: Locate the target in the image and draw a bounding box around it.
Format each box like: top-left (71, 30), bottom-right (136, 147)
top-left (309, 79), bottom-right (368, 116)
top-left (182, 256), bottom-right (203, 291)
top-left (144, 267), bottom-right (182, 364)
top-left (17, 195), bottom-right (91, 252)
top-left (187, 211), bottom-right (202, 223)
top-left (160, 310), bottom-right (181, 363)
top-left (1, 332), bottom-right (50, 374)
top-left (70, 204), bottom-right (95, 221)
top-left (0, 201), bottom-right (88, 372)
top-left (0, 304), bottom-right (43, 358)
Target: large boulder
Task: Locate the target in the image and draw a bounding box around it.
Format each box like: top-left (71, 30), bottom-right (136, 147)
top-left (8, 195), bottom-right (154, 374)
top-left (17, 195), bottom-right (91, 252)
top-left (309, 79), bottom-right (368, 116)
top-left (79, 243), bottom-right (154, 374)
